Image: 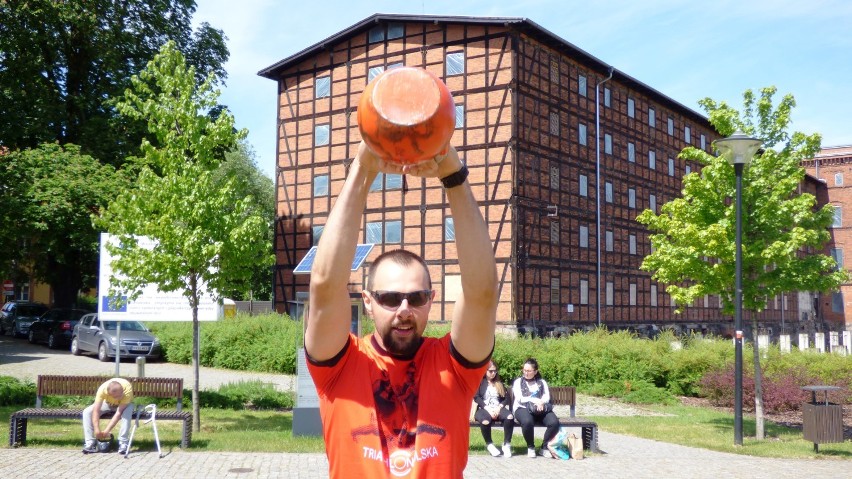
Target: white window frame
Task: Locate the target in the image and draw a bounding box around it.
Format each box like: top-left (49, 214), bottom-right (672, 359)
top-left (835, 173), bottom-right (844, 186)
top-left (313, 174), bottom-right (329, 196)
top-left (315, 76), bottom-right (330, 98)
top-left (446, 52), bottom-right (465, 76)
top-left (314, 124), bottom-right (330, 146)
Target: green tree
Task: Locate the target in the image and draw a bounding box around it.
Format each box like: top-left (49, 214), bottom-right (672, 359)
top-left (213, 141), bottom-right (275, 301)
top-left (100, 42), bottom-right (272, 432)
top-left (637, 87), bottom-right (848, 440)
top-left (0, 0), bottom-right (228, 166)
top-left (0, 0), bottom-right (228, 304)
top-left (0, 143), bottom-right (124, 305)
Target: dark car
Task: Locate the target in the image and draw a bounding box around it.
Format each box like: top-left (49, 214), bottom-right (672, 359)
top-left (28, 308), bottom-right (89, 349)
top-left (0, 301), bottom-right (49, 338)
top-left (71, 313), bottom-right (162, 362)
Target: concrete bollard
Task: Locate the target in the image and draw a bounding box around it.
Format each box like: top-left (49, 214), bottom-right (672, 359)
top-left (136, 356), bottom-right (146, 377)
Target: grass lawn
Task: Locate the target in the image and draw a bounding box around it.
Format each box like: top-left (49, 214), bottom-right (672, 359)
top-left (3, 404), bottom-right (850, 459)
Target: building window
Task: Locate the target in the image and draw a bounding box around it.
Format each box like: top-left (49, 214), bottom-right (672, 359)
top-left (579, 123), bottom-right (587, 146)
top-left (604, 87), bottom-right (611, 107)
top-left (550, 221), bottom-right (559, 245)
top-left (668, 158), bottom-right (675, 176)
top-left (605, 181), bottom-right (613, 203)
top-left (550, 165), bottom-right (560, 190)
top-left (578, 75), bottom-right (587, 97)
top-left (385, 174), bottom-right (402, 190)
top-left (550, 277), bottom-right (560, 304)
top-left (685, 126), bottom-right (691, 143)
top-left (833, 206), bottom-right (842, 228)
top-left (605, 230), bottom-right (613, 252)
top-left (314, 175), bottom-right (329, 196)
top-left (368, 25), bottom-right (384, 43)
top-left (446, 52), bottom-right (464, 76)
top-left (366, 222), bottom-right (383, 244)
top-left (550, 111), bottom-right (559, 135)
top-left (315, 124), bottom-right (330, 146)
top-left (387, 22), bottom-right (404, 40)
top-left (604, 133), bottom-right (612, 154)
top-left (628, 188), bottom-right (636, 208)
top-left (685, 165), bottom-right (691, 175)
top-left (580, 225), bottom-right (589, 248)
top-left (445, 217), bottom-right (455, 241)
top-left (704, 295), bottom-right (710, 308)
top-left (579, 174), bottom-right (588, 197)
top-left (701, 134), bottom-right (706, 150)
top-left (629, 283), bottom-right (637, 306)
top-left (385, 221), bottom-right (401, 244)
top-left (580, 280), bottom-right (589, 305)
top-left (831, 248), bottom-right (844, 270)
top-left (667, 117), bottom-right (674, 135)
top-left (648, 107), bottom-right (655, 127)
top-left (368, 66), bottom-right (384, 82)
top-left (315, 76), bottom-right (330, 98)
top-left (649, 150), bottom-right (656, 169)
top-left (455, 104), bottom-right (465, 129)
top-left (835, 173), bottom-right (844, 186)
top-left (606, 281), bottom-right (614, 306)
top-left (312, 225), bottom-right (324, 246)
top-left (627, 98), bottom-right (635, 118)
top-left (650, 284), bottom-right (658, 306)
top-left (550, 60), bottom-right (559, 83)
top-left (370, 173), bottom-right (384, 192)
top-left (832, 292), bottom-right (843, 313)
top-left (650, 194), bottom-right (656, 212)
top-left (628, 142), bottom-right (635, 162)
top-left (629, 234), bottom-right (636, 254)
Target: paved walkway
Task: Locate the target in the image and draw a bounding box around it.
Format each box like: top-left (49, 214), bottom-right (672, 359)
top-left (1, 430), bottom-right (849, 479)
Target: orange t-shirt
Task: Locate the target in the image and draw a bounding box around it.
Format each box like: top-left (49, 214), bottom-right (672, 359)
top-left (307, 333), bottom-right (489, 479)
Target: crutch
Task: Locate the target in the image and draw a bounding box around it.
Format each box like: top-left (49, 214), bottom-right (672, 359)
top-left (125, 404), bottom-right (161, 458)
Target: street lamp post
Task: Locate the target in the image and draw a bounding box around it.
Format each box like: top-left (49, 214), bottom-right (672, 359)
top-left (716, 131), bottom-right (762, 446)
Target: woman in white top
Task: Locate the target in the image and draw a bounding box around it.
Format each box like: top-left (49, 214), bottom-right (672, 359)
top-left (473, 360), bottom-right (515, 457)
top-left (512, 357), bottom-right (560, 458)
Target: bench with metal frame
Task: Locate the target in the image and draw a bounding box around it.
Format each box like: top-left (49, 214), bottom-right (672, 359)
top-left (470, 386), bottom-right (600, 453)
top-left (8, 375), bottom-right (191, 449)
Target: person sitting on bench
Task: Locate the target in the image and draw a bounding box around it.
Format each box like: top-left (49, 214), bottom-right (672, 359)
top-left (82, 378), bottom-right (134, 454)
top-left (473, 360), bottom-right (515, 458)
top-left (512, 358), bottom-right (559, 458)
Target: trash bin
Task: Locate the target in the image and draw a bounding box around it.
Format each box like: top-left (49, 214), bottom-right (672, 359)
top-left (801, 385), bottom-right (843, 452)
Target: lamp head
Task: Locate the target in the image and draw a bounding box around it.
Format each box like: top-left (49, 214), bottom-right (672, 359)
top-left (715, 130), bottom-right (763, 165)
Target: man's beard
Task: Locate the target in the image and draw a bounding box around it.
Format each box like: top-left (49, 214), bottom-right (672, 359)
top-left (380, 327), bottom-right (423, 359)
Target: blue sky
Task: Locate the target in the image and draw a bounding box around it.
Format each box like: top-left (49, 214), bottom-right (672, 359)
top-left (193, 0), bottom-right (852, 179)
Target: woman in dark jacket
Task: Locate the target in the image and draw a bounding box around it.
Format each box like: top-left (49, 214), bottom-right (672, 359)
top-left (512, 357), bottom-right (559, 458)
top-left (473, 360), bottom-right (515, 457)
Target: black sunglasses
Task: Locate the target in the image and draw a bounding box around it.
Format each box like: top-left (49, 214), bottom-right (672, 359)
top-left (370, 290), bottom-right (432, 308)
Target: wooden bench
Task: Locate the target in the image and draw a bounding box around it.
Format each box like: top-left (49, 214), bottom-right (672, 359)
top-left (470, 386), bottom-right (600, 453)
top-left (9, 375), bottom-right (192, 448)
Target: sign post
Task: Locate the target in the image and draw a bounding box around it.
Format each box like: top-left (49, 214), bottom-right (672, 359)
top-left (3, 280), bottom-right (13, 296)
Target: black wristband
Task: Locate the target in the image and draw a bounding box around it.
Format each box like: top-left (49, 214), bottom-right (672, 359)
top-left (440, 165), bottom-right (469, 189)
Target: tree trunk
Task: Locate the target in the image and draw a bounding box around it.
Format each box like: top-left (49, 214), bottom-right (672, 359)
top-left (191, 276), bottom-right (201, 433)
top-left (751, 318), bottom-right (765, 440)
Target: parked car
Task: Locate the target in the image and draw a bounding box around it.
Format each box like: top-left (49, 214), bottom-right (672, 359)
top-left (27, 308), bottom-right (89, 349)
top-left (0, 301), bottom-right (49, 338)
top-left (71, 313), bottom-right (162, 362)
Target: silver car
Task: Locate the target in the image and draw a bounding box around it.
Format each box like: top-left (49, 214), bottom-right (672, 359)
top-left (0, 301), bottom-right (49, 338)
top-left (71, 313), bottom-right (162, 362)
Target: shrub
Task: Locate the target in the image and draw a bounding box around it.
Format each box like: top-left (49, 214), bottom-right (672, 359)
top-left (0, 376), bottom-right (35, 406)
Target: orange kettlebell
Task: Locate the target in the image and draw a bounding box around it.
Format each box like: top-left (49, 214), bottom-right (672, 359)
top-left (358, 66), bottom-right (456, 165)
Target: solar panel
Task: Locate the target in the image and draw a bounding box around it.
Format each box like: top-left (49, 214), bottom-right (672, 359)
top-left (292, 244), bottom-right (375, 275)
